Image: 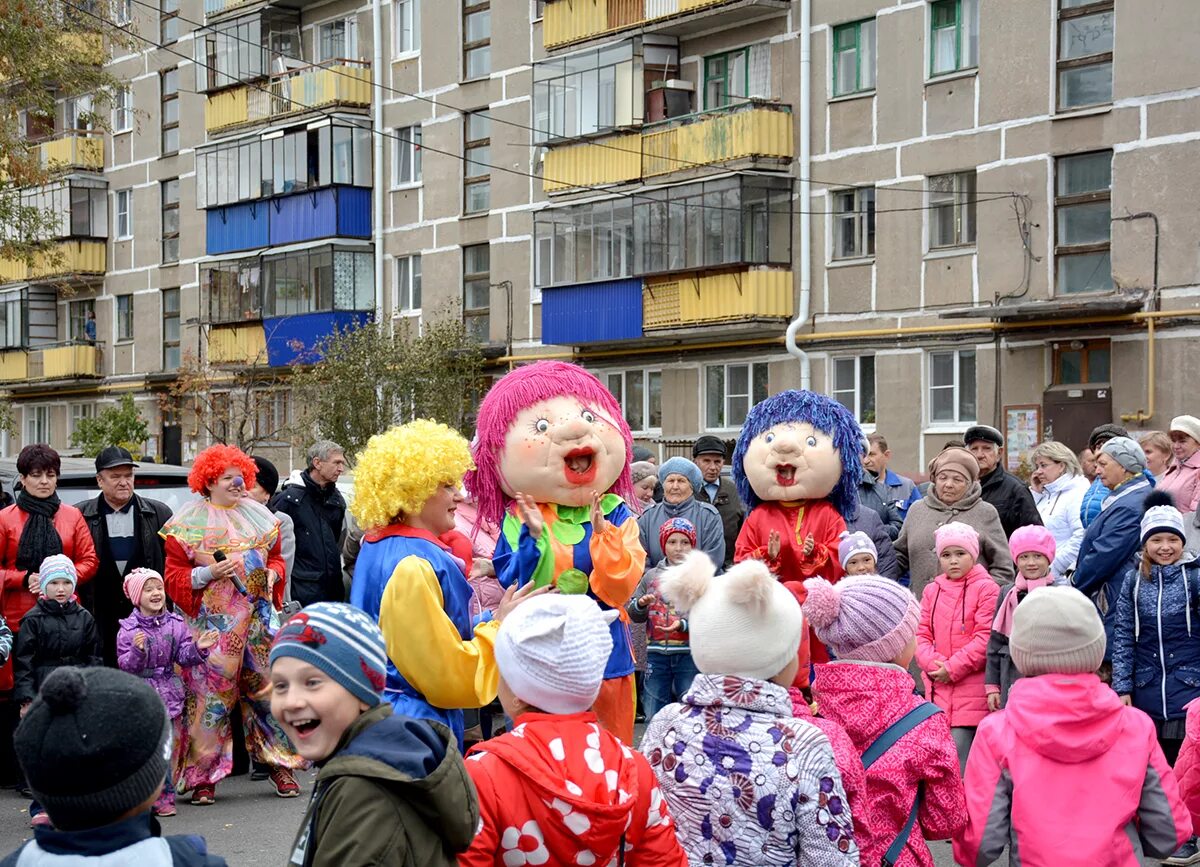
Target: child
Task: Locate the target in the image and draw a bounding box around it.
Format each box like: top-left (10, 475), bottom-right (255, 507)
top-left (1174, 700), bottom-right (1200, 858)
top-left (839, 530), bottom-right (878, 576)
top-left (956, 587), bottom-right (1190, 866)
top-left (916, 522), bottom-right (999, 772)
top-left (2, 666), bottom-right (227, 865)
top-left (640, 551), bottom-right (858, 866)
top-left (627, 517), bottom-right (699, 720)
top-left (116, 568), bottom-right (218, 818)
top-left (985, 525), bottom-right (1055, 712)
top-left (270, 603), bottom-right (478, 866)
top-left (459, 594), bottom-right (688, 866)
top-left (803, 574), bottom-right (965, 867)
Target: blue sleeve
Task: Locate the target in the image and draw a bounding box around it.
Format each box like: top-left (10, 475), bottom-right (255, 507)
top-left (494, 525), bottom-right (540, 590)
top-left (1111, 570), bottom-right (1138, 696)
top-left (899, 485), bottom-right (922, 518)
top-left (1073, 508), bottom-right (1140, 598)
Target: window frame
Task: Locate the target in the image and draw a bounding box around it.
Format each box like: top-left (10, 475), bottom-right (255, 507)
top-left (832, 18), bottom-right (877, 97)
top-left (1054, 150), bottom-right (1112, 294)
top-left (830, 354), bottom-right (877, 426)
top-left (160, 68), bottom-right (179, 155)
top-left (161, 178), bottom-right (180, 263)
top-left (163, 288), bottom-right (181, 371)
top-left (927, 349), bottom-right (977, 426)
top-left (831, 186), bottom-right (876, 260)
top-left (68, 299), bottom-right (95, 342)
top-left (392, 124), bottom-right (422, 187)
top-left (113, 0), bottom-right (132, 25)
top-left (395, 254), bottom-right (422, 314)
top-left (463, 0), bottom-right (491, 80)
top-left (69, 403), bottom-right (96, 438)
top-left (463, 111), bottom-right (490, 214)
top-left (160, 0), bottom-right (179, 43)
top-left (114, 189), bottom-right (132, 240)
top-left (116, 294), bottom-right (134, 342)
top-left (927, 171), bottom-right (977, 250)
top-left (394, 0), bottom-right (420, 54)
top-left (112, 86), bottom-right (132, 133)
top-left (25, 406), bottom-right (49, 446)
top-left (462, 243), bottom-right (490, 342)
top-left (605, 368), bottom-right (663, 434)
top-left (1052, 338), bottom-right (1111, 385)
top-left (316, 17), bottom-right (358, 62)
top-left (928, 0), bottom-right (979, 77)
top-left (703, 48), bottom-right (749, 110)
top-left (705, 361), bottom-right (769, 431)
top-left (1056, 0), bottom-right (1114, 111)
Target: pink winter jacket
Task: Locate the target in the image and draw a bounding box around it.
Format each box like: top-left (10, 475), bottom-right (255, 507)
top-left (1173, 698), bottom-right (1200, 835)
top-left (955, 673), bottom-right (1190, 866)
top-left (1159, 452), bottom-right (1200, 514)
top-left (916, 565), bottom-right (1000, 727)
top-left (811, 662), bottom-right (965, 867)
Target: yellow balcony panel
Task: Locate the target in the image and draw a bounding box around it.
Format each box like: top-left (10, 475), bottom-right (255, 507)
top-left (0, 240), bottom-right (106, 283)
top-left (543, 132), bottom-right (642, 193)
top-left (59, 32), bottom-right (104, 66)
top-left (0, 350), bottom-right (28, 383)
top-left (206, 87), bottom-right (250, 134)
top-left (209, 323), bottom-right (266, 365)
top-left (644, 268), bottom-right (792, 331)
top-left (34, 344), bottom-right (100, 380)
top-left (642, 104), bottom-right (792, 178)
top-left (206, 63), bottom-right (371, 133)
top-left (544, 0), bottom-right (609, 49)
top-left (544, 0), bottom-right (787, 50)
top-left (36, 135), bottom-right (104, 172)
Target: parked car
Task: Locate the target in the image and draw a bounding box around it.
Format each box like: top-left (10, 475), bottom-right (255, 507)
top-left (0, 458), bottom-right (197, 514)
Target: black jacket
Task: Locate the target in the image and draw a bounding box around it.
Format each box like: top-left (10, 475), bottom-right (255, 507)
top-left (12, 598), bottom-right (102, 703)
top-left (273, 472), bottom-right (347, 607)
top-left (695, 476), bottom-right (743, 570)
top-left (979, 466), bottom-right (1043, 538)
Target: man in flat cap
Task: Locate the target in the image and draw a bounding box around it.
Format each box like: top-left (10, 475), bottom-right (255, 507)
top-left (965, 424), bottom-right (1042, 539)
top-left (692, 436), bottom-right (743, 570)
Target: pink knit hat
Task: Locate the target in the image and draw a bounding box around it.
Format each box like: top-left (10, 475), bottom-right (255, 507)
top-left (122, 568), bottom-right (163, 607)
top-left (1009, 524), bottom-right (1056, 564)
top-left (801, 575), bottom-right (920, 663)
top-left (935, 521), bottom-right (980, 561)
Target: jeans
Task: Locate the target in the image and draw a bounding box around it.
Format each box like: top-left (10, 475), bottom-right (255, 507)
top-left (644, 650), bottom-right (698, 721)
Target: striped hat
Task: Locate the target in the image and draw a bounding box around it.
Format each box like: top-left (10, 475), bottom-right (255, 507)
top-left (658, 516), bottom-right (697, 550)
top-left (39, 555), bottom-right (77, 595)
top-left (269, 603), bottom-right (388, 707)
top-left (802, 574), bottom-right (920, 664)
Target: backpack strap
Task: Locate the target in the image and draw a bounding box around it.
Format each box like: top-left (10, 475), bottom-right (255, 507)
top-left (881, 784), bottom-right (924, 867)
top-left (861, 702), bottom-right (942, 769)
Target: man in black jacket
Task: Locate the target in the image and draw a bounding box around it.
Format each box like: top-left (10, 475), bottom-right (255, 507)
top-left (965, 424), bottom-right (1043, 538)
top-left (692, 436), bottom-right (743, 570)
top-left (273, 441), bottom-right (347, 607)
top-left (78, 447), bottom-right (173, 666)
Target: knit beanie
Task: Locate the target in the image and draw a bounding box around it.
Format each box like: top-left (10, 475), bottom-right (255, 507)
top-left (658, 456), bottom-right (702, 493)
top-left (837, 531), bottom-right (877, 569)
top-left (1009, 586), bottom-right (1106, 677)
top-left (1088, 423), bottom-right (1128, 450)
top-left (15, 667), bottom-right (170, 831)
top-left (802, 575), bottom-right (919, 663)
top-left (1101, 436), bottom-right (1147, 474)
top-left (928, 447), bottom-right (980, 484)
top-left (935, 521), bottom-right (980, 561)
top-left (1009, 525), bottom-right (1056, 565)
top-left (39, 554), bottom-right (77, 595)
top-left (659, 516), bottom-right (697, 551)
top-left (1140, 491), bottom-right (1186, 545)
top-left (122, 567), bottom-right (162, 608)
top-left (251, 455), bottom-right (281, 496)
top-left (494, 595), bottom-right (616, 714)
top-left (270, 603), bottom-right (388, 708)
top-left (631, 461), bottom-right (657, 486)
top-left (661, 550), bottom-right (803, 680)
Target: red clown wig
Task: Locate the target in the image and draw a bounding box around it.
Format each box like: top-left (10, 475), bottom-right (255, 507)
top-left (188, 444), bottom-right (258, 495)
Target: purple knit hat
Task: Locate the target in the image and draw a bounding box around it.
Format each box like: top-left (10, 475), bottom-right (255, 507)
top-left (801, 575), bottom-right (920, 663)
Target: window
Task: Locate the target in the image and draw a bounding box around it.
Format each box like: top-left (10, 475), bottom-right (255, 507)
top-left (116, 295), bottom-right (134, 341)
top-left (66, 95), bottom-right (94, 131)
top-left (26, 406), bottom-right (49, 446)
top-left (704, 49), bottom-right (747, 109)
top-left (606, 370), bottom-right (662, 432)
top-left (160, 68), bottom-right (179, 154)
top-left (197, 11), bottom-right (301, 92)
top-left (68, 299), bottom-right (95, 342)
top-left (317, 17), bottom-right (357, 61)
top-left (1055, 151), bottom-right (1112, 293)
top-left (112, 87), bottom-right (132, 133)
top-left (70, 403), bottom-right (96, 437)
top-left (463, 244), bottom-right (490, 342)
top-left (536, 199), bottom-right (635, 287)
top-left (928, 172), bottom-right (976, 248)
top-left (534, 0), bottom-right (545, 19)
top-left (1057, 0), bottom-right (1113, 110)
top-left (115, 189), bottom-right (132, 239)
top-left (707, 362), bottom-right (769, 429)
top-left (464, 112), bottom-right (490, 213)
top-left (160, 0), bottom-right (179, 43)
top-left (0, 290), bottom-right (26, 348)
top-left (393, 125), bottom-right (422, 186)
top-left (396, 255), bottom-right (421, 312)
top-left (203, 259), bottom-right (262, 322)
top-left (113, 0), bottom-right (132, 25)
top-left (255, 390), bottom-right (291, 442)
top-left (1053, 339), bottom-right (1110, 384)
top-left (831, 355), bottom-right (876, 424)
top-left (163, 288), bottom-right (180, 371)
top-left (832, 19), bottom-right (877, 96)
top-left (929, 0), bottom-right (978, 76)
top-left (928, 349), bottom-right (977, 424)
top-left (463, 1), bottom-right (490, 79)
top-left (261, 246), bottom-right (373, 316)
top-left (161, 178), bottom-right (179, 263)
top-left (395, 0), bottom-right (420, 53)
top-left (832, 187), bottom-right (875, 259)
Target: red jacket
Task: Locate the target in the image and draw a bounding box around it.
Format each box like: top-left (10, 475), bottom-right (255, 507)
top-left (163, 535), bottom-right (286, 617)
top-left (459, 711), bottom-right (687, 867)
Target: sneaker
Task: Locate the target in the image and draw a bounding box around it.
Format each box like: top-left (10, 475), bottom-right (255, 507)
top-left (29, 813), bottom-right (52, 829)
top-left (249, 762), bottom-right (270, 782)
top-left (190, 785), bottom-right (216, 806)
top-left (153, 791), bottom-right (176, 818)
top-left (1164, 838), bottom-right (1200, 866)
top-left (269, 768), bottom-right (300, 798)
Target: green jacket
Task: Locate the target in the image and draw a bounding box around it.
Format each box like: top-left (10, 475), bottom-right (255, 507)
top-left (289, 703), bottom-right (479, 867)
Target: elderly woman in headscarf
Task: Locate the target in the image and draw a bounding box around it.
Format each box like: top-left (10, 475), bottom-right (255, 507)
top-left (635, 457), bottom-right (725, 571)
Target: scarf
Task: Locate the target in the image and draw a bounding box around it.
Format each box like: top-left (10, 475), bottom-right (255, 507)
top-left (992, 572), bottom-right (1055, 637)
top-left (15, 490), bottom-right (62, 574)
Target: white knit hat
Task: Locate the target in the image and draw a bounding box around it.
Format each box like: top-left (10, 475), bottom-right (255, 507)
top-left (1141, 503), bottom-right (1187, 546)
top-left (494, 595), bottom-right (617, 715)
top-left (1009, 586), bottom-right (1106, 677)
top-left (661, 550), bottom-right (803, 680)
top-left (1170, 415), bottom-right (1200, 446)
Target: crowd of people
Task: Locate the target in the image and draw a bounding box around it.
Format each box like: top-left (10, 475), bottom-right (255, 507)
top-left (4, 376), bottom-right (1200, 867)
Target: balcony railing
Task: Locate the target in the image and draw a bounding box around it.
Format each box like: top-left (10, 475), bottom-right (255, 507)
top-left (642, 267), bottom-right (792, 331)
top-left (206, 59), bottom-right (372, 134)
top-left (543, 0), bottom-right (788, 49)
top-left (208, 323), bottom-right (267, 365)
top-left (0, 350), bottom-right (27, 383)
top-left (204, 0), bottom-right (258, 18)
top-left (543, 102), bottom-right (792, 193)
top-left (33, 132), bottom-right (104, 172)
top-left (0, 341), bottom-right (100, 383)
top-left (0, 240), bottom-right (106, 284)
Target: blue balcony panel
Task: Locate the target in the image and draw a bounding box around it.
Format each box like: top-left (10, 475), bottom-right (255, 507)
top-left (541, 278), bottom-right (643, 345)
top-left (263, 310), bottom-right (372, 367)
top-left (270, 186), bottom-right (372, 247)
top-left (206, 201), bottom-right (270, 256)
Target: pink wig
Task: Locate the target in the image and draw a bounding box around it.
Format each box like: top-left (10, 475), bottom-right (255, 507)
top-left (466, 361), bottom-right (636, 527)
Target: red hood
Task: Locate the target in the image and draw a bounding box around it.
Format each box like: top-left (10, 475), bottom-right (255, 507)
top-left (477, 712), bottom-right (639, 860)
top-left (811, 662), bottom-right (923, 748)
top-left (1003, 673), bottom-right (1127, 763)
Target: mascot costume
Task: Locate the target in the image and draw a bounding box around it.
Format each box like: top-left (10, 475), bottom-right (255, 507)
top-left (732, 390), bottom-right (863, 671)
top-left (467, 361), bottom-right (646, 744)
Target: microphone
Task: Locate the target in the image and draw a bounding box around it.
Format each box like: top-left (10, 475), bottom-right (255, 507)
top-left (213, 550), bottom-right (247, 595)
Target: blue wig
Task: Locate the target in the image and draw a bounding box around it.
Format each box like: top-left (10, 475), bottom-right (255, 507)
top-left (732, 390), bottom-right (863, 519)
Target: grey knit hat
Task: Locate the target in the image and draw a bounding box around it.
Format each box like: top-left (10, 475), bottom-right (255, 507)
top-left (1101, 436), bottom-right (1148, 474)
top-left (1009, 586), bottom-right (1106, 677)
top-left (630, 461), bottom-right (657, 485)
top-left (658, 456), bottom-right (702, 492)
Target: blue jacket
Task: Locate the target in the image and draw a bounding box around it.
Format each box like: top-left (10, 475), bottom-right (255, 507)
top-left (1112, 560), bottom-right (1200, 721)
top-left (883, 469), bottom-right (921, 519)
top-left (0, 813), bottom-right (225, 866)
top-left (1072, 476), bottom-right (1154, 653)
top-left (1079, 477), bottom-right (1111, 528)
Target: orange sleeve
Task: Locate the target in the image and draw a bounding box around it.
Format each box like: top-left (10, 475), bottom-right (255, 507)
top-left (588, 514), bottom-right (646, 612)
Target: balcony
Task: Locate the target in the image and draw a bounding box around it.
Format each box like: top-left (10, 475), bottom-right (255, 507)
top-left (543, 103), bottom-right (792, 193)
top-left (208, 323), bottom-right (267, 365)
top-left (204, 0), bottom-right (258, 18)
top-left (0, 342), bottom-right (100, 383)
top-left (543, 0), bottom-right (789, 50)
top-left (206, 186), bottom-right (370, 256)
top-left (34, 133), bottom-right (104, 172)
top-left (0, 240), bottom-right (106, 284)
top-left (0, 351), bottom-right (27, 383)
top-left (206, 60), bottom-right (371, 134)
top-left (263, 310), bottom-right (371, 366)
top-left (642, 268), bottom-right (791, 332)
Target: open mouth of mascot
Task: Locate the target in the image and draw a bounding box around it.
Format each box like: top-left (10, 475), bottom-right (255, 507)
top-left (775, 464), bottom-right (797, 486)
top-left (563, 448), bottom-right (597, 485)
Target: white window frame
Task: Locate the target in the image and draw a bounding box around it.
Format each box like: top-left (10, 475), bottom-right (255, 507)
top-left (66, 95), bottom-right (94, 131)
top-left (927, 171), bottom-right (977, 250)
top-left (705, 361), bottom-right (769, 431)
top-left (114, 189), bottom-right (132, 239)
top-left (317, 17), bottom-right (358, 62)
top-left (112, 0), bottom-right (132, 24)
top-left (830, 355), bottom-right (876, 426)
top-left (394, 0), bottom-right (420, 55)
top-left (927, 349), bottom-right (977, 426)
top-left (604, 368), bottom-right (663, 434)
top-left (392, 125), bottom-right (422, 187)
top-left (112, 87), bottom-right (132, 133)
top-left (25, 406), bottom-right (49, 446)
top-left (395, 254), bottom-right (422, 314)
top-left (832, 186), bottom-right (875, 260)
top-left (69, 403), bottom-right (95, 437)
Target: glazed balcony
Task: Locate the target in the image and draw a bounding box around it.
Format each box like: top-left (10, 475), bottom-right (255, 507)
top-left (542, 0), bottom-right (788, 51)
top-left (0, 240), bottom-right (106, 283)
top-left (205, 59), bottom-right (371, 134)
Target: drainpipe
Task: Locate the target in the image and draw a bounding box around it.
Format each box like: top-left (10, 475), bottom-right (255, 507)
top-left (371, 0), bottom-right (385, 322)
top-left (784, 0), bottom-right (812, 390)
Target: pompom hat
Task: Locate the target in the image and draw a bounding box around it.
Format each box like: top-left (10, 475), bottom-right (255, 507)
top-left (802, 575), bottom-right (919, 663)
top-left (1141, 490), bottom-right (1186, 546)
top-left (838, 531), bottom-right (877, 569)
top-left (270, 603), bottom-right (388, 708)
top-left (935, 521), bottom-right (980, 561)
top-left (1009, 525), bottom-right (1056, 565)
top-left (658, 516), bottom-right (697, 551)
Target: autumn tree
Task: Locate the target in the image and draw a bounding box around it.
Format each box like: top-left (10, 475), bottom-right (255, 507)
top-left (69, 393), bottom-right (148, 457)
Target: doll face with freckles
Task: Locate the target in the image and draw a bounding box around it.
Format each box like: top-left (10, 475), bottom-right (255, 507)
top-left (499, 395), bottom-right (628, 507)
top-left (742, 421), bottom-right (843, 503)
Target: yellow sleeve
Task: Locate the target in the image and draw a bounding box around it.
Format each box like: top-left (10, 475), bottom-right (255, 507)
top-left (379, 555), bottom-right (501, 709)
top-left (588, 515), bottom-right (647, 611)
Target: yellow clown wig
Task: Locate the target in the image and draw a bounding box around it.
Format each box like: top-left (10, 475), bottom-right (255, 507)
top-left (350, 420), bottom-right (474, 531)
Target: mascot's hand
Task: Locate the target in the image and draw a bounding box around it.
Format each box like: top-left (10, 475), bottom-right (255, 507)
top-left (802, 533), bottom-right (815, 557)
top-left (514, 492), bottom-right (544, 540)
top-left (590, 491), bottom-right (609, 535)
top-left (767, 530), bottom-right (782, 561)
